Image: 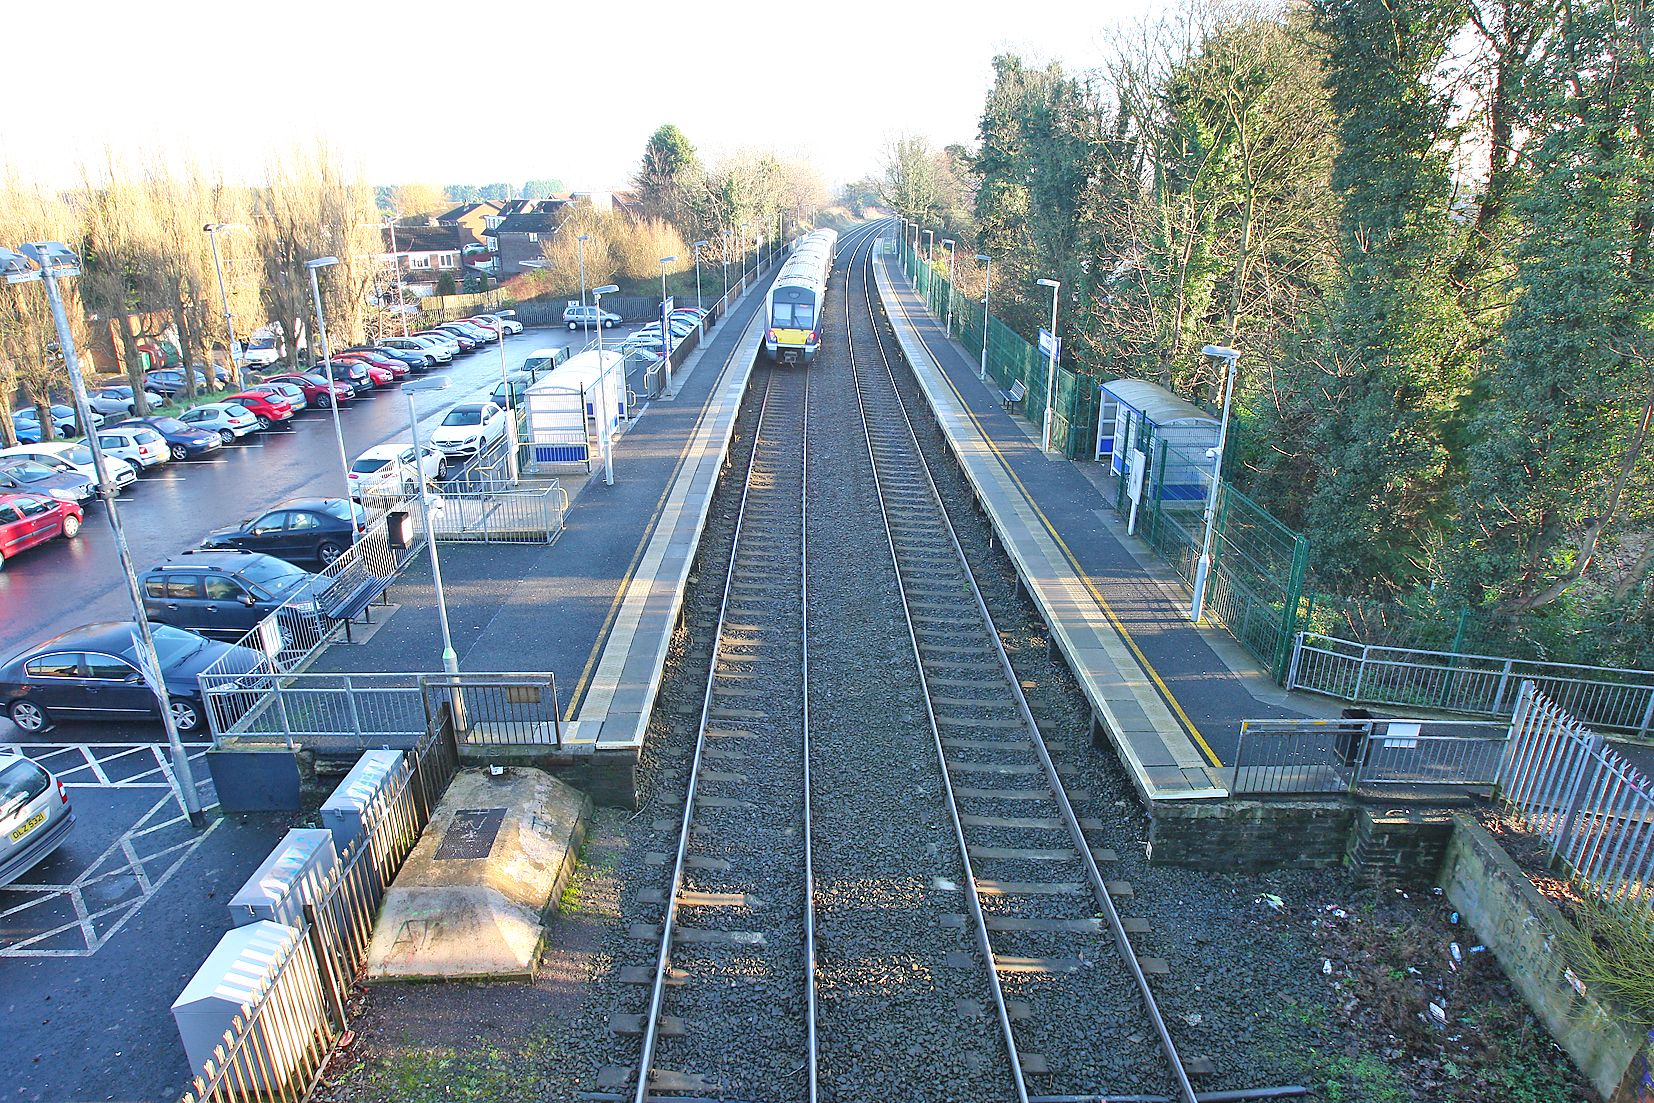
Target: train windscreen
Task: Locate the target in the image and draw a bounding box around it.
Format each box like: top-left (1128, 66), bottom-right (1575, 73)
top-left (773, 303), bottom-right (795, 326)
top-left (794, 304), bottom-right (814, 328)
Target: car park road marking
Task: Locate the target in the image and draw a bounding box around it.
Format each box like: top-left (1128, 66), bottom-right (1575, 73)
top-left (5, 742), bottom-right (212, 795)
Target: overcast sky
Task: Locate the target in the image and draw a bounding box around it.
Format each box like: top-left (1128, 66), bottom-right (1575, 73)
top-left (2, 0), bottom-right (1152, 192)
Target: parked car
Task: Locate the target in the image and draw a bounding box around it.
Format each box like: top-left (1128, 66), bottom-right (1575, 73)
top-left (243, 381), bottom-right (308, 413)
top-left (563, 302), bottom-right (621, 329)
top-left (0, 754), bottom-right (74, 887)
top-left (430, 402), bottom-right (508, 458)
top-left (0, 493), bottom-right (83, 570)
top-left (472, 312), bottom-right (522, 336)
top-left (521, 347), bottom-right (570, 375)
top-left (259, 373), bottom-right (355, 408)
top-left (0, 443), bottom-right (136, 495)
top-left (88, 385), bottom-right (165, 417)
top-left (335, 349), bottom-right (409, 379)
top-left (139, 550), bottom-right (331, 646)
top-left (93, 425), bottom-right (169, 470)
top-left (202, 497), bottom-right (367, 566)
top-left (437, 321), bottom-right (494, 345)
top-left (349, 345), bottom-right (427, 372)
top-left (178, 402), bottom-right (261, 443)
top-left (142, 368), bottom-right (219, 399)
top-left (110, 416), bottom-right (222, 461)
top-left (380, 336), bottom-right (451, 365)
top-left (0, 621), bottom-right (260, 734)
top-left (420, 327), bottom-right (474, 353)
top-left (458, 318), bottom-right (501, 340)
top-left (489, 372), bottom-right (538, 410)
top-left (224, 391), bottom-right (295, 429)
top-left (348, 442), bottom-right (447, 499)
top-left (328, 356), bottom-right (394, 388)
top-left (0, 458), bottom-right (95, 503)
top-left (12, 405), bottom-right (82, 441)
top-left (241, 332), bottom-right (282, 367)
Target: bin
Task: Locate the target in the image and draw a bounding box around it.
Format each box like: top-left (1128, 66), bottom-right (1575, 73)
top-left (227, 829), bottom-right (339, 928)
top-left (320, 749), bottom-right (410, 855)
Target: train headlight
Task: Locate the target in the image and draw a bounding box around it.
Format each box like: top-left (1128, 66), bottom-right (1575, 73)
top-left (766, 329), bottom-right (778, 342)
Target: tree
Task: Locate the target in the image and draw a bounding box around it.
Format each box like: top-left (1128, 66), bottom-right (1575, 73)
top-left (446, 184), bottom-right (482, 203)
top-left (634, 125), bottom-right (702, 225)
top-left (521, 178), bottom-right (563, 199)
top-left (479, 182), bottom-right (514, 201)
top-left (0, 176), bottom-right (87, 445)
top-left (80, 167), bottom-right (167, 413)
top-left (388, 182), bottom-right (448, 219)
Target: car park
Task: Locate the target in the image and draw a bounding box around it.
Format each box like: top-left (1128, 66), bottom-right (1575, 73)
top-left (430, 402), bottom-right (508, 458)
top-left (0, 459), bottom-right (95, 503)
top-left (0, 443), bottom-right (137, 494)
top-left (381, 336), bottom-right (451, 365)
top-left (348, 442), bottom-right (447, 499)
top-left (563, 302), bottom-right (621, 329)
top-left (201, 497), bottom-right (367, 566)
top-left (0, 621), bottom-right (259, 734)
top-left (0, 493), bottom-right (83, 570)
top-left (244, 381), bottom-right (308, 413)
top-left (88, 385), bottom-right (165, 417)
top-left (94, 425), bottom-right (169, 470)
top-left (260, 372), bottom-right (355, 408)
top-left (224, 391), bottom-right (294, 428)
top-left (178, 402), bottom-right (261, 443)
top-left (0, 754), bottom-right (74, 888)
top-left (139, 550), bottom-right (331, 645)
top-left (112, 416), bottom-right (223, 461)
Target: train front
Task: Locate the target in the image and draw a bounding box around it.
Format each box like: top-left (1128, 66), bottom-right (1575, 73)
top-left (765, 284), bottom-right (821, 364)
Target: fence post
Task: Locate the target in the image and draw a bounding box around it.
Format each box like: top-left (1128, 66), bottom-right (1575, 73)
top-left (1274, 535), bottom-right (1309, 683)
top-left (1549, 726), bottom-right (1606, 866)
top-left (1637, 688), bottom-right (1654, 740)
top-left (1351, 644), bottom-right (1370, 702)
top-left (1494, 681), bottom-right (1537, 798)
top-left (1285, 633), bottom-right (1305, 691)
top-left (302, 901), bottom-right (350, 1030)
top-left (276, 687), bottom-right (295, 752)
top-left (1492, 658), bottom-right (1515, 715)
top-left (343, 674), bottom-right (365, 751)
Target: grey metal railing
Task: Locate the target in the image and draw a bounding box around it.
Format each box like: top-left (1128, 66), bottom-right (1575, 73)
top-left (1287, 632), bottom-right (1654, 737)
top-left (1232, 716), bottom-right (1508, 796)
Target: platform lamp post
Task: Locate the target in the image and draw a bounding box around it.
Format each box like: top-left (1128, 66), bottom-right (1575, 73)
top-left (1190, 344), bottom-right (1240, 625)
top-left (658, 255), bottom-right (678, 397)
top-left (740, 223), bottom-right (752, 281)
top-left (692, 239), bottom-right (709, 315)
top-left (591, 284), bottom-right (620, 486)
top-left (305, 257), bottom-right (356, 542)
top-left (922, 230), bottom-right (934, 298)
top-left (203, 222), bottom-right (247, 386)
top-left (402, 377), bottom-right (461, 683)
top-left (380, 217), bottom-right (410, 337)
top-left (495, 311), bottom-right (519, 483)
top-left (576, 234), bottom-right (590, 313)
top-left (1037, 277), bottom-right (1061, 454)
top-left (0, 244), bottom-right (206, 828)
top-left (942, 238), bottom-right (956, 336)
top-left (720, 230), bottom-right (731, 299)
top-left (975, 253), bottom-right (992, 381)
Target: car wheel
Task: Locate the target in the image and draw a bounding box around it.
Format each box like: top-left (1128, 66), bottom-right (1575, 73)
top-left (436, 458), bottom-right (448, 479)
top-left (603, 318), bottom-right (615, 328)
top-left (169, 443), bottom-right (188, 461)
top-left (61, 514), bottom-right (81, 539)
top-left (316, 394), bottom-right (332, 408)
top-left (169, 698), bottom-right (203, 734)
top-left (568, 321), bottom-right (578, 331)
top-left (218, 428), bottom-right (235, 444)
top-left (255, 416), bottom-right (271, 430)
top-left (8, 698), bottom-right (47, 733)
top-left (317, 540), bottom-right (344, 566)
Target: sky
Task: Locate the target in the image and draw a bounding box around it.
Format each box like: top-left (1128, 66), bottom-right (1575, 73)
top-left (1, 0), bottom-right (1155, 194)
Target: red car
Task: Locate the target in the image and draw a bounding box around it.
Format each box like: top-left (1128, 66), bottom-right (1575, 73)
top-left (0, 493), bottom-right (83, 570)
top-left (262, 372), bottom-right (355, 408)
top-left (226, 391), bottom-right (295, 427)
top-left (336, 350), bottom-right (409, 380)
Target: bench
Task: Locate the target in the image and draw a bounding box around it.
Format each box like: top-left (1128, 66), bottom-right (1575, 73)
top-left (1000, 379), bottom-right (1027, 410)
top-left (319, 570), bottom-right (395, 641)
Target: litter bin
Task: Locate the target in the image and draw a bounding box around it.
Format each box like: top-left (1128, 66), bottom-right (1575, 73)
top-left (227, 828), bottom-right (339, 928)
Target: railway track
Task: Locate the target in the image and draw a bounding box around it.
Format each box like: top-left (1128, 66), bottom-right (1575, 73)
top-left (842, 230), bottom-right (1201, 1103)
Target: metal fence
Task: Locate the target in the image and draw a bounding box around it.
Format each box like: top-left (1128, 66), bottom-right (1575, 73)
top-left (1232, 716), bottom-right (1509, 796)
top-left (1288, 632), bottom-right (1654, 737)
top-left (1499, 684), bottom-right (1654, 907)
top-left (178, 722), bottom-right (458, 1103)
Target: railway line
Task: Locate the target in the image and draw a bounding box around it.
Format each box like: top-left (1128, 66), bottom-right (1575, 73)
top-left (610, 221), bottom-right (1217, 1103)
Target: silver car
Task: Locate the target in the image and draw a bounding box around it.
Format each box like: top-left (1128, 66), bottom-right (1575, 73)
top-left (0, 754), bottom-right (74, 887)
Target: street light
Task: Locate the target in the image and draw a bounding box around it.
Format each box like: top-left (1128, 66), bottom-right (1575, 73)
top-left (692, 240), bottom-right (709, 314)
top-left (495, 309), bottom-right (519, 483)
top-left (975, 253), bottom-right (992, 381)
top-left (402, 377), bottom-right (460, 676)
top-left (942, 238), bottom-right (956, 335)
top-left (591, 284), bottom-right (620, 486)
top-left (576, 234), bottom-right (590, 313)
top-left (305, 257), bottom-right (355, 540)
top-left (720, 230), bottom-right (731, 298)
top-left (740, 223), bottom-right (752, 281)
top-left (659, 256), bottom-right (678, 398)
top-left (1037, 277), bottom-right (1061, 454)
top-left (1190, 345), bottom-right (1241, 624)
top-left (203, 222), bottom-right (246, 387)
top-left (381, 217), bottom-right (410, 337)
top-left (0, 243), bottom-right (205, 828)
top-left (922, 230), bottom-right (935, 297)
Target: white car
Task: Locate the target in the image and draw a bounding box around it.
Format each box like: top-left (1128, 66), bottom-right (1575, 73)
top-left (414, 331), bottom-right (464, 357)
top-left (178, 402), bottom-right (261, 443)
top-left (348, 442), bottom-right (448, 499)
top-left (383, 336), bottom-right (453, 365)
top-left (430, 402), bottom-right (508, 458)
top-left (473, 312), bottom-right (523, 336)
top-left (88, 385), bottom-right (165, 417)
top-left (0, 443), bottom-right (138, 494)
top-left (95, 425), bottom-right (169, 470)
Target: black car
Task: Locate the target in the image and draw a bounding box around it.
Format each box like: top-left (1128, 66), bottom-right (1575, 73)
top-left (142, 368), bottom-right (223, 399)
top-left (111, 416), bottom-right (222, 461)
top-left (0, 621), bottom-right (261, 734)
top-left (140, 550), bottom-right (331, 646)
top-left (309, 358), bottom-right (372, 390)
top-left (201, 497), bottom-right (367, 566)
top-left (348, 345), bottom-right (429, 373)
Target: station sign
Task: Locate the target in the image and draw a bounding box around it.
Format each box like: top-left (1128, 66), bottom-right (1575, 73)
top-left (1038, 328), bottom-right (1061, 360)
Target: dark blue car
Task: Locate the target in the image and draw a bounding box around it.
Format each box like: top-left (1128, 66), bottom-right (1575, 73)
top-left (111, 416), bottom-right (223, 461)
top-left (348, 345), bottom-right (429, 372)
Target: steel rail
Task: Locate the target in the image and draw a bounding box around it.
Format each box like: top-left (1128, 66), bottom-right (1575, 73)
top-left (866, 236), bottom-right (1202, 1103)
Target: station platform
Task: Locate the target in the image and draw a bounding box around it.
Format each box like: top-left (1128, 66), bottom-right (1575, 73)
top-left (872, 245), bottom-right (1316, 803)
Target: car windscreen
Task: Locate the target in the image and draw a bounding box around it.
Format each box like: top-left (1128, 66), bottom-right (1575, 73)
top-left (151, 417), bottom-right (190, 433)
top-left (320, 499), bottom-right (361, 524)
top-left (0, 758), bottom-right (48, 822)
top-left (132, 430), bottom-right (161, 444)
top-left (442, 409), bottom-right (482, 427)
top-left (125, 624), bottom-right (205, 668)
top-left (3, 462), bottom-right (55, 482)
top-left (238, 557), bottom-right (307, 587)
top-left (67, 445), bottom-right (95, 465)
top-left (351, 457), bottom-right (391, 474)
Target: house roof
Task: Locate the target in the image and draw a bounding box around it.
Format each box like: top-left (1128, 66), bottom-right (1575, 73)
top-left (437, 200), bottom-right (509, 224)
top-left (382, 225), bottom-right (464, 254)
top-left (486, 200), bottom-right (569, 238)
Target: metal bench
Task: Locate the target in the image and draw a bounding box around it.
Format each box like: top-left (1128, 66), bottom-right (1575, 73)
top-left (1000, 379), bottom-right (1027, 410)
top-left (319, 570), bottom-right (394, 641)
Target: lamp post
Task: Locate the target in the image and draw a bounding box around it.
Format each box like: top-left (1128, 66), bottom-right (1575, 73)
top-left (975, 253), bottom-right (992, 381)
top-left (720, 231), bottom-right (731, 299)
top-left (203, 222), bottom-right (244, 386)
top-left (382, 217), bottom-right (410, 337)
top-left (659, 256), bottom-right (677, 398)
top-left (740, 224), bottom-right (752, 281)
top-left (591, 284), bottom-right (620, 486)
top-left (942, 238), bottom-right (956, 335)
top-left (1, 244), bottom-right (205, 827)
top-left (402, 377), bottom-right (460, 676)
top-left (922, 230), bottom-right (934, 296)
top-left (1190, 345), bottom-right (1240, 624)
top-left (496, 311), bottom-right (519, 483)
top-left (1037, 277), bottom-right (1060, 454)
top-left (305, 256), bottom-right (355, 536)
top-left (577, 234), bottom-right (590, 312)
top-left (692, 240), bottom-right (708, 314)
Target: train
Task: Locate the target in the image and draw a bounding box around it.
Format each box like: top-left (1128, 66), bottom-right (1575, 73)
top-left (763, 228), bottom-right (838, 364)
